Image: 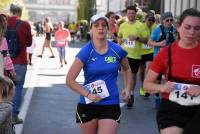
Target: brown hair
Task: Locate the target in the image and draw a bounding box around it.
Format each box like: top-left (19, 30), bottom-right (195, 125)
top-left (178, 8), bottom-right (200, 26)
top-left (0, 76), bottom-right (15, 101)
top-left (0, 14), bottom-right (7, 42)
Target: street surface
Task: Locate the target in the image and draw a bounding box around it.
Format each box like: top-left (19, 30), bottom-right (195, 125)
top-left (15, 37), bottom-right (159, 134)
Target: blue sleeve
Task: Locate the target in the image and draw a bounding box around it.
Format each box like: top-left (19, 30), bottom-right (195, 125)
top-left (118, 46), bottom-right (127, 62)
top-left (76, 43), bottom-right (91, 64)
top-left (151, 27), bottom-right (161, 41)
top-left (110, 41), bottom-right (128, 62)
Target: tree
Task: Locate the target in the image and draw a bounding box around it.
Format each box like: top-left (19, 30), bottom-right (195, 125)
top-left (0, 0), bottom-right (12, 10)
top-left (77, 0), bottom-right (96, 22)
top-left (0, 0), bottom-right (29, 20)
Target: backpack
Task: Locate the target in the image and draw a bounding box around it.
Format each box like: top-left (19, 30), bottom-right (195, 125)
top-left (5, 20), bottom-right (22, 58)
top-left (158, 25), bottom-right (175, 44)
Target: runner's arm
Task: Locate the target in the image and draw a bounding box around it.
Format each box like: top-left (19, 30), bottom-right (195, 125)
top-left (66, 58), bottom-right (89, 97)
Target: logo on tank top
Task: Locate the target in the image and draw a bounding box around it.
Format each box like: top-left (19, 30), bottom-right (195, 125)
top-left (105, 56), bottom-right (116, 63)
top-left (91, 57), bottom-right (97, 61)
top-left (192, 65), bottom-right (200, 78)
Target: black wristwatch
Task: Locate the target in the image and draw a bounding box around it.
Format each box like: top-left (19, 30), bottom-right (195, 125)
top-left (136, 36), bottom-right (139, 41)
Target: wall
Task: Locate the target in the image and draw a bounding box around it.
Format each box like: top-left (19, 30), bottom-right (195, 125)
top-left (164, 0), bottom-right (200, 17)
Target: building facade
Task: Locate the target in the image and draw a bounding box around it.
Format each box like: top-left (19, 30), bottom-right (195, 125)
top-left (24, 0), bottom-right (77, 23)
top-left (163, 0), bottom-right (200, 17)
top-left (24, 0), bottom-right (126, 24)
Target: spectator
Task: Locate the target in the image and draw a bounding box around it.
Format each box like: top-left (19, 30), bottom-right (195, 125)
top-left (27, 24), bottom-right (36, 66)
top-left (7, 2), bottom-right (32, 124)
top-left (37, 17), bottom-right (55, 58)
top-left (0, 13), bottom-right (16, 80)
top-left (54, 21), bottom-right (71, 68)
top-left (0, 76), bottom-right (15, 134)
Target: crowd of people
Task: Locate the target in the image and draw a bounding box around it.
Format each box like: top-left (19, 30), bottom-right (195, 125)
top-left (66, 6), bottom-right (200, 134)
top-left (0, 1), bottom-right (199, 134)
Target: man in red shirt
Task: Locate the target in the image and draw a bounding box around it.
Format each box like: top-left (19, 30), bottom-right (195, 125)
top-left (7, 2), bottom-right (32, 124)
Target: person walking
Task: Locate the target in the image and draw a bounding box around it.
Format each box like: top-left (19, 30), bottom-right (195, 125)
top-left (37, 17), bottom-right (55, 58)
top-left (54, 21), bottom-right (71, 68)
top-left (144, 8), bottom-right (200, 134)
top-left (7, 2), bottom-right (32, 124)
top-left (27, 24), bottom-right (36, 66)
top-left (66, 14), bottom-right (132, 134)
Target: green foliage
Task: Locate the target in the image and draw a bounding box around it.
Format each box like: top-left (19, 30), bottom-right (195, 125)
top-left (0, 0), bottom-right (11, 10)
top-left (77, 0), bottom-right (96, 40)
top-left (77, 0), bottom-right (96, 22)
top-left (0, 0), bottom-right (29, 20)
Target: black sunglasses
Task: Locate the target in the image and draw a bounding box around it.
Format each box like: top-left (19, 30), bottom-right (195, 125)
top-left (148, 19), bottom-right (155, 22)
top-left (165, 19), bottom-right (173, 22)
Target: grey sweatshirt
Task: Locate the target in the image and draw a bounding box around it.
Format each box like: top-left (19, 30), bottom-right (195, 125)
top-left (0, 101), bottom-right (14, 134)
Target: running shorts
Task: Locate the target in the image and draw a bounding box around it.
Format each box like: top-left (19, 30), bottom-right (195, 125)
top-left (157, 99), bottom-right (200, 130)
top-left (127, 58), bottom-right (141, 73)
top-left (76, 103), bottom-right (121, 124)
top-left (141, 53), bottom-right (153, 66)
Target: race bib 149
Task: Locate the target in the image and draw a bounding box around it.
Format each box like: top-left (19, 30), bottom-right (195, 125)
top-left (169, 82), bottom-right (200, 106)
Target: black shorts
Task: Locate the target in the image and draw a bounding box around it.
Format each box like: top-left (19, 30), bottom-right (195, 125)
top-left (76, 103), bottom-right (121, 124)
top-left (141, 53), bottom-right (153, 66)
top-left (127, 58), bottom-right (141, 73)
top-left (157, 99), bottom-right (200, 130)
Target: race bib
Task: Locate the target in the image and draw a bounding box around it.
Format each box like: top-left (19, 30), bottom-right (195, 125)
top-left (124, 39), bottom-right (135, 48)
top-left (142, 44), bottom-right (152, 49)
top-left (169, 82), bottom-right (200, 106)
top-left (56, 40), bottom-right (66, 47)
top-left (83, 80), bottom-right (110, 104)
top-left (57, 40), bottom-right (65, 44)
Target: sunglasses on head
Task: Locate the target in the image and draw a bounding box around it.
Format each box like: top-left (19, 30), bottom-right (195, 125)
top-left (165, 19), bottom-right (173, 22)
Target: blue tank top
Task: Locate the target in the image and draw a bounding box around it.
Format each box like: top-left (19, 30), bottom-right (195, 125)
top-left (76, 41), bottom-right (127, 105)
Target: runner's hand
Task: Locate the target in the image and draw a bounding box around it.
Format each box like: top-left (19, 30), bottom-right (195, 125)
top-left (187, 86), bottom-right (200, 97)
top-left (159, 81), bottom-right (175, 93)
top-left (128, 35), bottom-right (137, 41)
top-left (87, 93), bottom-right (102, 103)
top-left (121, 89), bottom-right (131, 102)
top-left (159, 40), bottom-right (166, 47)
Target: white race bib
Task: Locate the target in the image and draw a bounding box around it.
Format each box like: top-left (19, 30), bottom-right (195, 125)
top-left (57, 40), bottom-right (65, 44)
top-left (124, 39), bottom-right (135, 48)
top-left (142, 44), bottom-right (152, 49)
top-left (169, 82), bottom-right (200, 106)
top-left (83, 80), bottom-right (110, 104)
